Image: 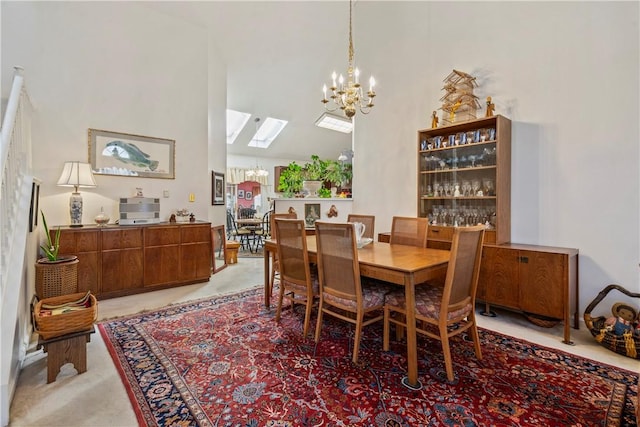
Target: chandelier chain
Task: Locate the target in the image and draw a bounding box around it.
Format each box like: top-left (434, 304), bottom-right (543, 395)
top-left (320, 0), bottom-right (376, 118)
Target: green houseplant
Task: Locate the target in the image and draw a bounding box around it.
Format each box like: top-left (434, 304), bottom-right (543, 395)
top-left (278, 161), bottom-right (304, 197)
top-left (324, 160), bottom-right (352, 190)
top-left (39, 210), bottom-right (61, 261)
top-left (35, 210), bottom-right (79, 299)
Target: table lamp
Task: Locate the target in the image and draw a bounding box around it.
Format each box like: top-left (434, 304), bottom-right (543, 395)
top-left (57, 161), bottom-right (97, 227)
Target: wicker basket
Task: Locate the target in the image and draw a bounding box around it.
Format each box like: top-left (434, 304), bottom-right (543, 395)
top-left (35, 256), bottom-right (79, 299)
top-left (584, 284), bottom-right (639, 359)
top-left (34, 292), bottom-right (97, 340)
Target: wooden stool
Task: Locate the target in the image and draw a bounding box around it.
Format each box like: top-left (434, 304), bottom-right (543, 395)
top-left (226, 241), bottom-right (241, 264)
top-left (38, 326), bottom-right (95, 383)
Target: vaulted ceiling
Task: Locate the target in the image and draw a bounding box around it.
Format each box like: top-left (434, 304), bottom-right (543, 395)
top-left (145, 1), bottom-right (360, 162)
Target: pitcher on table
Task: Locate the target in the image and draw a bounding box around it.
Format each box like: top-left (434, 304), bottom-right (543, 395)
top-left (353, 222), bottom-right (366, 244)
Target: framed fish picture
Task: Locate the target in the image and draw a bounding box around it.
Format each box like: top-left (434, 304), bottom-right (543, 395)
top-left (88, 129), bottom-right (175, 179)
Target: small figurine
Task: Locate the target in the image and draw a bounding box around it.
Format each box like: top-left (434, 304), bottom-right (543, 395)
top-left (327, 205), bottom-right (338, 218)
top-left (431, 111), bottom-right (439, 128)
top-left (288, 206), bottom-right (296, 215)
top-left (609, 302), bottom-right (637, 336)
top-left (485, 96), bottom-right (495, 117)
top-left (169, 214), bottom-right (176, 223)
top-left (449, 100), bottom-right (462, 122)
top-left (189, 213), bottom-right (195, 222)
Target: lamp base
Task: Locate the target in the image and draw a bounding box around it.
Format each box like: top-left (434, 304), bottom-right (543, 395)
top-left (69, 192), bottom-right (83, 227)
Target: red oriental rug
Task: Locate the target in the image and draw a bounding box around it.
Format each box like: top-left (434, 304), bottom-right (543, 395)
top-left (99, 286), bottom-right (638, 426)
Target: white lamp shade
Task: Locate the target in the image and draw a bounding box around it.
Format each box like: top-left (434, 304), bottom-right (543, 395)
top-left (57, 162), bottom-right (97, 188)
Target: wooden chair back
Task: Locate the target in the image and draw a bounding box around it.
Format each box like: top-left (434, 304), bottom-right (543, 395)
top-left (347, 214), bottom-right (375, 240)
top-left (274, 219), bottom-right (310, 286)
top-left (389, 216), bottom-right (429, 247)
top-left (270, 213), bottom-right (297, 241)
top-left (441, 225), bottom-right (485, 320)
top-left (314, 221), bottom-right (361, 304)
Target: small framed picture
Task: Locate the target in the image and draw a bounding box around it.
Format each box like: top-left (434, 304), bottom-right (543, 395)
top-left (245, 191), bottom-right (253, 200)
top-left (304, 203), bottom-right (321, 228)
top-left (212, 171), bottom-right (225, 206)
top-left (238, 189), bottom-right (245, 199)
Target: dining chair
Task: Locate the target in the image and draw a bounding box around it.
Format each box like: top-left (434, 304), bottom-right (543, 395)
top-left (314, 221), bottom-right (389, 364)
top-left (252, 210), bottom-right (272, 251)
top-left (383, 225), bottom-right (485, 382)
top-left (226, 210), bottom-right (251, 250)
top-left (274, 218), bottom-right (319, 337)
top-left (347, 214), bottom-right (375, 240)
top-left (269, 212), bottom-right (297, 292)
top-left (389, 216), bottom-right (429, 247)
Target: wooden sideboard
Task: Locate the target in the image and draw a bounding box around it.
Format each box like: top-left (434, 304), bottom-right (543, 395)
top-left (54, 222), bottom-right (212, 299)
top-left (378, 232), bottom-right (579, 344)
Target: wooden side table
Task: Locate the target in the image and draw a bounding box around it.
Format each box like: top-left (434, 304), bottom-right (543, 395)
top-left (38, 326), bottom-right (95, 383)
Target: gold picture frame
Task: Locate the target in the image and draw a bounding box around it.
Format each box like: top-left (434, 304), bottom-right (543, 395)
top-left (88, 128), bottom-right (175, 179)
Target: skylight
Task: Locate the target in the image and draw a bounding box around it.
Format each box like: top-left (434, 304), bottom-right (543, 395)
top-left (315, 112), bottom-right (353, 133)
top-left (226, 109), bottom-right (251, 144)
top-left (248, 117), bottom-right (288, 148)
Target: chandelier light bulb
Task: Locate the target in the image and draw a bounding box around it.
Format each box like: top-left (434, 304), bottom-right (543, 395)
top-left (354, 68), bottom-right (360, 84)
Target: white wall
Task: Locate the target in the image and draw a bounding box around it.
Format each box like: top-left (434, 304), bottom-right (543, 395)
top-left (2, 2), bottom-right (210, 229)
top-left (353, 1), bottom-right (639, 312)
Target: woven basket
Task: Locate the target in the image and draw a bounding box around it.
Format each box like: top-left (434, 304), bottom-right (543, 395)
top-left (584, 284), bottom-right (639, 359)
top-left (34, 292), bottom-right (97, 340)
top-left (524, 312), bottom-right (560, 328)
top-left (35, 256), bottom-right (79, 299)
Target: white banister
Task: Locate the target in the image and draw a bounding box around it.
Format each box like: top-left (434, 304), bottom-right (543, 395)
top-left (0, 66), bottom-right (33, 427)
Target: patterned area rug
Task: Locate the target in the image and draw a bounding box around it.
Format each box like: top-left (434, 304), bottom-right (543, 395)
top-left (99, 287), bottom-right (638, 426)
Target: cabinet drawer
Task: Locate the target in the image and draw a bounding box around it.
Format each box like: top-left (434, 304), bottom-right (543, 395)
top-left (102, 228), bottom-right (143, 250)
top-left (427, 226), bottom-right (453, 241)
top-left (181, 224), bottom-right (210, 243)
top-left (57, 229), bottom-right (99, 252)
top-left (145, 226), bottom-right (180, 246)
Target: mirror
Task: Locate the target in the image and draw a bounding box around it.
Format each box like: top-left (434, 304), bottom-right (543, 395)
top-left (211, 225), bottom-right (227, 273)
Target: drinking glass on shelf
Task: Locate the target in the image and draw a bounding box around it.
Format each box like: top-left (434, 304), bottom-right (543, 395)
top-left (472, 180), bottom-right (481, 196)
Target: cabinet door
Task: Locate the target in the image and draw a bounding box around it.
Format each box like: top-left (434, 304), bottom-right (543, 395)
top-left (180, 243), bottom-right (211, 280)
top-left (144, 245), bottom-right (180, 286)
top-left (519, 251), bottom-right (565, 318)
top-left (179, 225), bottom-right (211, 281)
top-left (478, 246), bottom-right (519, 309)
top-left (101, 228), bottom-right (144, 295)
top-left (102, 248), bottom-right (144, 294)
top-left (57, 229), bottom-right (99, 295)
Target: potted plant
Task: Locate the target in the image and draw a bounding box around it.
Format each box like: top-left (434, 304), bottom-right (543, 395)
top-left (35, 211), bottom-right (79, 299)
top-left (278, 161), bottom-right (304, 197)
top-left (302, 155), bottom-right (327, 197)
top-left (324, 160), bottom-right (353, 194)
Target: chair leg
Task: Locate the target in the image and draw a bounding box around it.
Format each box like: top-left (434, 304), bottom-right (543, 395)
top-left (440, 327), bottom-right (455, 382)
top-left (383, 306), bottom-right (391, 351)
top-left (352, 311), bottom-right (364, 364)
top-left (314, 302), bottom-right (324, 343)
top-left (470, 321), bottom-right (483, 360)
top-left (302, 298), bottom-right (313, 337)
top-left (275, 284), bottom-right (285, 323)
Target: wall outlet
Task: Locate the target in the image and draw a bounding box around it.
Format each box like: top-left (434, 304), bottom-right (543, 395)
top-left (163, 190), bottom-right (170, 198)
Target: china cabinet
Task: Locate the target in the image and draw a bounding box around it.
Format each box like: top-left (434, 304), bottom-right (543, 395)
top-left (417, 115), bottom-right (511, 246)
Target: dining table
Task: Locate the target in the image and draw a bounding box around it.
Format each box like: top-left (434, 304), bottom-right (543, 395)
top-left (263, 236), bottom-right (450, 390)
top-left (236, 218), bottom-right (264, 252)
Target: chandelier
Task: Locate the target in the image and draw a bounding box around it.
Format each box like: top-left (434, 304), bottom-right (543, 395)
top-left (321, 0), bottom-right (376, 118)
top-left (246, 166), bottom-right (268, 178)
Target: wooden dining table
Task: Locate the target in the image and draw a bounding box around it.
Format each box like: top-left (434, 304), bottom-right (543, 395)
top-left (263, 236), bottom-right (450, 389)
